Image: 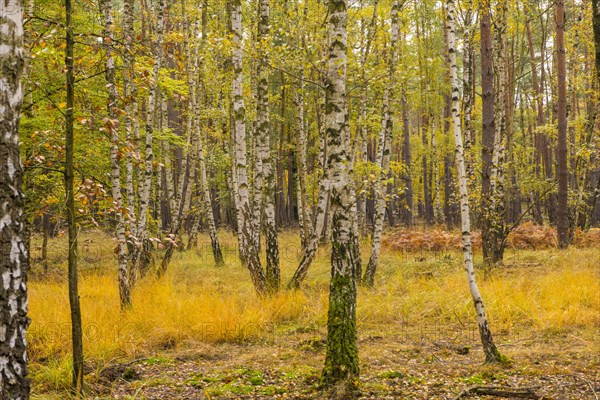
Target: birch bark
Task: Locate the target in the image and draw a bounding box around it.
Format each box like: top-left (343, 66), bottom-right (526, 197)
top-left (447, 0), bottom-right (503, 363)
top-left (321, 0), bottom-right (360, 391)
top-left (101, 0), bottom-right (131, 308)
top-left (363, 0), bottom-right (401, 287)
top-left (0, 1), bottom-right (30, 396)
top-left (231, 0), bottom-right (266, 295)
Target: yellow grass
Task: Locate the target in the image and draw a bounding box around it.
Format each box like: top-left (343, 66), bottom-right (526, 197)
top-left (28, 230), bottom-right (600, 393)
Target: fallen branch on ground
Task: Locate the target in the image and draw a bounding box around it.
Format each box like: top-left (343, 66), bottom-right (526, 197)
top-left (455, 386), bottom-right (545, 399)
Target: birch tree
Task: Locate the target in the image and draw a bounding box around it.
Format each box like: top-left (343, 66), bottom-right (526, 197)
top-left (0, 0), bottom-right (30, 397)
top-left (137, 0), bottom-right (165, 275)
top-left (101, 0), bottom-right (131, 308)
top-left (363, 0), bottom-right (401, 287)
top-left (122, 0), bottom-right (139, 286)
top-left (321, 0), bottom-right (360, 392)
top-left (447, 0), bottom-right (503, 363)
top-left (231, 0), bottom-right (267, 295)
top-left (257, 0), bottom-right (279, 291)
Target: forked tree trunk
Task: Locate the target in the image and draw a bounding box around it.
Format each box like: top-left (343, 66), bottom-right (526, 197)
top-left (101, 0), bottom-right (131, 308)
top-left (231, 0), bottom-right (266, 295)
top-left (287, 90), bottom-right (331, 289)
top-left (321, 0), bottom-right (360, 392)
top-left (0, 1), bottom-right (31, 397)
top-left (199, 142), bottom-right (224, 265)
top-left (447, 0), bottom-right (503, 363)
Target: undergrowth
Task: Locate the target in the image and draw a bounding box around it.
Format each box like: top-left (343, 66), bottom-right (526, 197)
top-left (27, 229), bottom-right (600, 395)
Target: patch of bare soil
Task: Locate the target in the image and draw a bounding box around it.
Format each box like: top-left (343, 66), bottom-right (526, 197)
top-left (100, 328), bottom-right (599, 399)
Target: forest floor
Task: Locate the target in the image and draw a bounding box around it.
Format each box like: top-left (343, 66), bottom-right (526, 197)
top-left (28, 229), bottom-right (599, 399)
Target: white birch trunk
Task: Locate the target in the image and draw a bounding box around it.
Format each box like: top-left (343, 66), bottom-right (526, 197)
top-left (137, 0), bottom-right (164, 273)
top-left (101, 0), bottom-right (131, 308)
top-left (363, 0), bottom-right (400, 286)
top-left (446, 0), bottom-right (502, 363)
top-left (231, 0), bottom-right (266, 295)
top-left (321, 0), bottom-right (360, 388)
top-left (0, 1), bottom-right (30, 396)
top-left (123, 0), bottom-right (137, 244)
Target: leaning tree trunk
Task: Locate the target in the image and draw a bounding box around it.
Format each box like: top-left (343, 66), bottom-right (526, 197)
top-left (320, 0), bottom-right (360, 393)
top-left (0, 1), bottom-right (30, 397)
top-left (159, 17), bottom-right (199, 274)
top-left (287, 88), bottom-right (331, 289)
top-left (556, 0), bottom-right (569, 248)
top-left (447, 0), bottom-right (503, 363)
top-left (101, 0), bottom-right (131, 309)
top-left (363, 0), bottom-right (401, 287)
top-left (64, 0), bottom-right (84, 391)
top-left (231, 0), bottom-right (266, 295)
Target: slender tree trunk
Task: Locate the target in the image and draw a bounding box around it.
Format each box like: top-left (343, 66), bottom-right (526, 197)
top-left (231, 0), bottom-right (266, 295)
top-left (432, 124), bottom-right (443, 224)
top-left (256, 0), bottom-right (279, 291)
top-left (480, 0), bottom-right (497, 268)
top-left (401, 89), bottom-right (413, 226)
top-left (190, 2), bottom-right (223, 264)
top-left (356, 0), bottom-right (378, 234)
top-left (137, 0), bottom-right (165, 275)
top-left (525, 17), bottom-right (544, 225)
top-left (447, 0), bottom-right (503, 363)
top-left (199, 143), bottom-right (224, 265)
top-left (556, 0), bottom-right (569, 247)
top-left (320, 0), bottom-right (360, 393)
top-left (123, 0), bottom-right (139, 286)
top-left (101, 0), bottom-right (131, 308)
top-left (462, 0), bottom-right (475, 194)
top-left (481, 0), bottom-right (508, 268)
top-left (364, 0), bottom-right (401, 287)
top-left (41, 213), bottom-right (49, 272)
top-left (0, 1), bottom-right (31, 397)
top-left (295, 77), bottom-right (311, 249)
top-left (65, 0), bottom-right (84, 391)
top-left (287, 135), bottom-right (331, 288)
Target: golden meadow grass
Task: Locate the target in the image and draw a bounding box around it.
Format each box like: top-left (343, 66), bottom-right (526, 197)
top-left (28, 230), bottom-right (600, 392)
